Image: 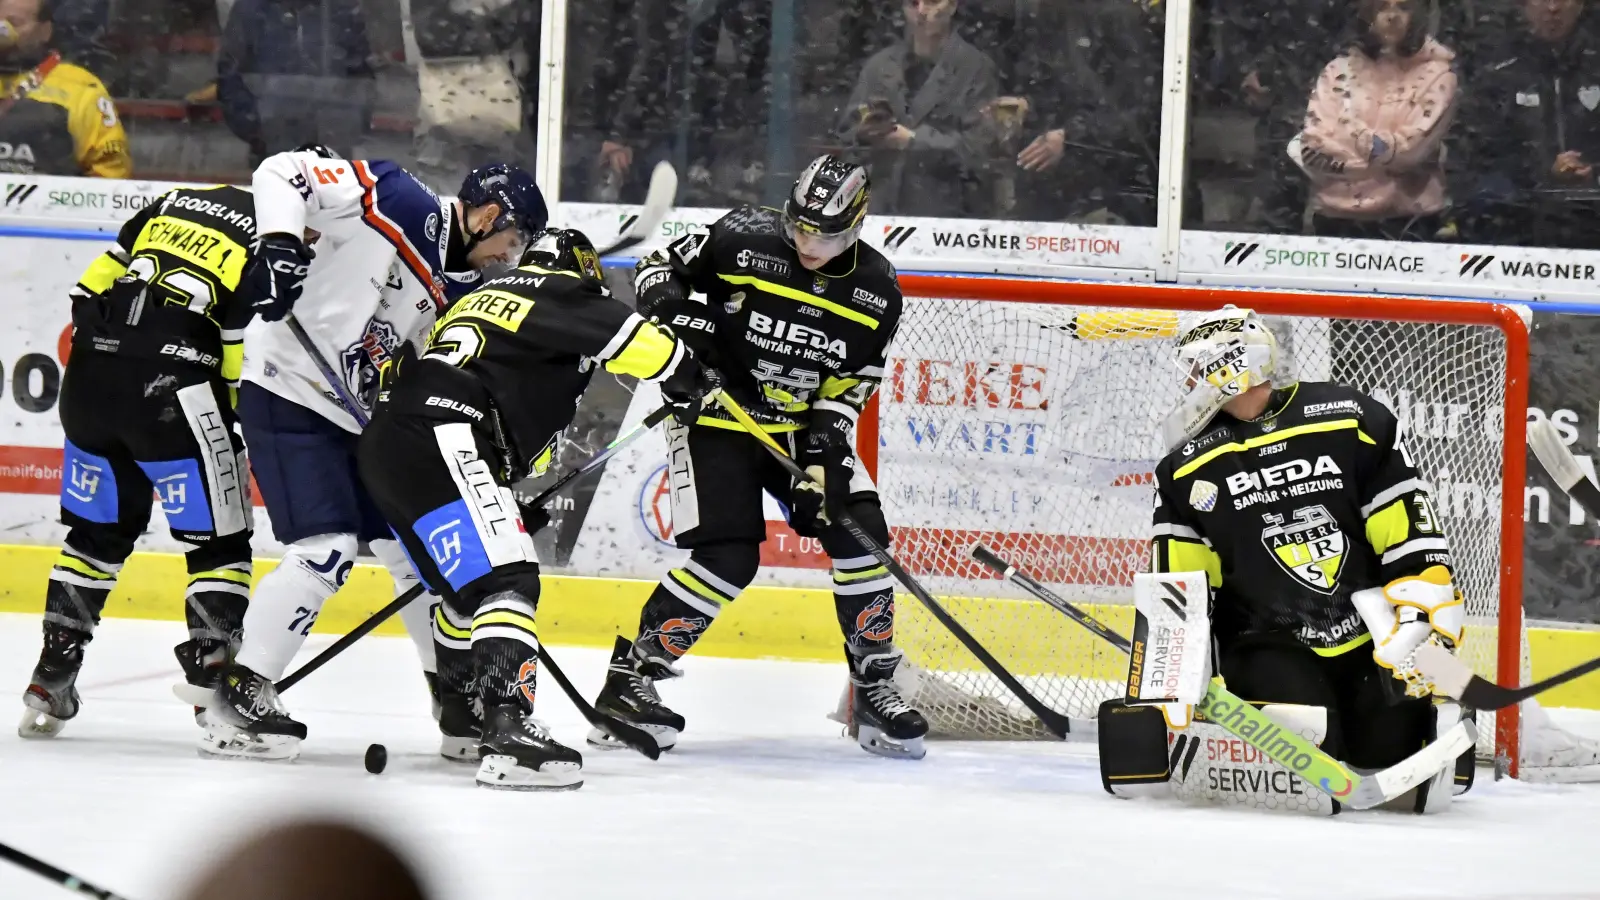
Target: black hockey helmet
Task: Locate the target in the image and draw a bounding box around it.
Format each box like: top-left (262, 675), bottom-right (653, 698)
top-left (782, 154), bottom-right (870, 266)
top-left (520, 228), bottom-right (605, 287)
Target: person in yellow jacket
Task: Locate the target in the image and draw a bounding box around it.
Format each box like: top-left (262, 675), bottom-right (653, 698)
top-left (0, 0), bottom-right (131, 177)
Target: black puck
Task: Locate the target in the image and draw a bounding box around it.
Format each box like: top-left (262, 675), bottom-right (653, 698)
top-left (364, 743), bottom-right (388, 774)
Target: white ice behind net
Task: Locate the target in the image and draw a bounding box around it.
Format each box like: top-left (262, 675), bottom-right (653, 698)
top-left (875, 299), bottom-right (1512, 759)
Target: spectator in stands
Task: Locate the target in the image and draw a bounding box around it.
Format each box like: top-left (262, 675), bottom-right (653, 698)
top-left (405, 0), bottom-right (530, 193)
top-left (215, 0), bottom-right (374, 166)
top-left (578, 0), bottom-right (679, 204)
top-left (990, 0), bottom-right (1162, 225)
top-left (1292, 0), bottom-right (1458, 240)
top-left (837, 0), bottom-right (1000, 218)
top-left (1187, 0), bottom-right (1347, 230)
top-left (1456, 0), bottom-right (1600, 248)
top-left (0, 0), bottom-right (129, 176)
top-left (47, 0), bottom-right (109, 74)
top-left (575, 1), bottom-right (772, 208)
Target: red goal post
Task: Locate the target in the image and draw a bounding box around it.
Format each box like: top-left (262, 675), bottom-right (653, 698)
top-left (856, 275), bottom-right (1529, 775)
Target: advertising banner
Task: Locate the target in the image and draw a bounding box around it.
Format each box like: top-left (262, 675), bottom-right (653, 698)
top-left (1525, 312), bottom-right (1600, 624)
top-left (6, 172), bottom-right (1600, 622)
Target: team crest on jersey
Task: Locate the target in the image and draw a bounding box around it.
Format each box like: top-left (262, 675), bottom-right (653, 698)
top-left (1260, 505), bottom-right (1345, 594)
top-left (1189, 480), bottom-right (1218, 512)
top-left (811, 275), bottom-right (828, 294)
top-left (343, 318), bottom-right (400, 411)
top-left (725, 291), bottom-right (746, 314)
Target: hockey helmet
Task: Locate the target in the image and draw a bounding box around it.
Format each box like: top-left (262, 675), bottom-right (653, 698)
top-left (520, 228), bottom-right (605, 288)
top-left (459, 164), bottom-right (549, 253)
top-left (1174, 306), bottom-right (1281, 399)
top-left (782, 154), bottom-right (870, 267)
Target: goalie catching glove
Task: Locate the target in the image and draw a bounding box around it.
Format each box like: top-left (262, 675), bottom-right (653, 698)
top-left (793, 411), bottom-right (855, 535)
top-left (1351, 565), bottom-right (1465, 699)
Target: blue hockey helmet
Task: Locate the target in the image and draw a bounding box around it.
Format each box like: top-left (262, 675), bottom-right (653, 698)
top-left (459, 164), bottom-right (549, 244)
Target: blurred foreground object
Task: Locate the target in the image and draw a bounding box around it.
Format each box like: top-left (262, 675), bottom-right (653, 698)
top-left (179, 819), bottom-right (430, 900)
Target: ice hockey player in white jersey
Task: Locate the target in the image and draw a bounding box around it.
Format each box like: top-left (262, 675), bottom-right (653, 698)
top-left (202, 146), bottom-right (547, 760)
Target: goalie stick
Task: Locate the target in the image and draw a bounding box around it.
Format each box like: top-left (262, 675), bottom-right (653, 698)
top-left (713, 392), bottom-right (1073, 739)
top-left (968, 543), bottom-right (1477, 810)
top-left (0, 840), bottom-right (131, 900)
top-left (1404, 417), bottom-right (1600, 711)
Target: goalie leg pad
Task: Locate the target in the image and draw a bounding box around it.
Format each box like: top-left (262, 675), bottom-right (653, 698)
top-left (1172, 704), bottom-right (1337, 816)
top-left (1098, 699), bottom-right (1172, 798)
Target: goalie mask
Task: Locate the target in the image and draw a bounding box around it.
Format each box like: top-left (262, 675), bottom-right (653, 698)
top-left (1161, 307), bottom-right (1281, 449)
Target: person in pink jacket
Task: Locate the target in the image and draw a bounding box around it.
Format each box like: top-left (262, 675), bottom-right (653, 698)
top-left (1293, 0), bottom-right (1459, 240)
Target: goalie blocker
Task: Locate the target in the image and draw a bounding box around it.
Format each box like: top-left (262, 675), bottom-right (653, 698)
top-left (1101, 571), bottom-right (1471, 815)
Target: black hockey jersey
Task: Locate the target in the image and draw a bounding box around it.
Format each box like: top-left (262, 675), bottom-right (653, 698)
top-left (1151, 381), bottom-right (1453, 656)
top-left (71, 186), bottom-right (256, 385)
top-left (634, 206), bottom-right (902, 433)
top-left (382, 263), bottom-right (688, 479)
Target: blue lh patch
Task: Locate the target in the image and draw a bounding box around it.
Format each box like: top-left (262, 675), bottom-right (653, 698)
top-left (61, 439), bottom-right (118, 524)
top-left (413, 499), bottom-right (493, 592)
top-left (136, 458), bottom-right (214, 532)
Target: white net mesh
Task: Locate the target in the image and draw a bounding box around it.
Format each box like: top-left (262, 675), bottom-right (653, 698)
top-left (873, 298), bottom-right (1514, 758)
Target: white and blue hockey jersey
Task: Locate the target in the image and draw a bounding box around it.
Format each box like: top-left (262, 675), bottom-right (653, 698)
top-left (240, 150), bottom-right (482, 432)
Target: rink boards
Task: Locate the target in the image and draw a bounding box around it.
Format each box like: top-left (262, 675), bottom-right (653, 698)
top-left (1, 543), bottom-right (1597, 709)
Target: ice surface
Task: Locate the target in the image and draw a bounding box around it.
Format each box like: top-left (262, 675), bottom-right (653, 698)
top-left (1, 613), bottom-right (1598, 899)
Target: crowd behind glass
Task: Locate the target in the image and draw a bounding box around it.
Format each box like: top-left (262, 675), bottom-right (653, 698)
top-left (0, 0), bottom-right (1596, 250)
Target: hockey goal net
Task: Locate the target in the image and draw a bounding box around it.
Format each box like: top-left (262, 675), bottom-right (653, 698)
top-left (858, 276), bottom-right (1529, 774)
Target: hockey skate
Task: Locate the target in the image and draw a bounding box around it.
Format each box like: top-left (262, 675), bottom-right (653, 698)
top-left (18, 625), bottom-right (88, 739)
top-left (588, 635), bottom-right (685, 751)
top-left (198, 663), bottom-right (307, 761)
top-left (174, 639), bottom-right (230, 726)
top-left (847, 647), bottom-right (928, 760)
top-left (476, 703), bottom-right (583, 791)
top-left (438, 688), bottom-right (483, 762)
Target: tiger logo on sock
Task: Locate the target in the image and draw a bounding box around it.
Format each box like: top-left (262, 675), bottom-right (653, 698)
top-left (645, 616), bottom-right (709, 658)
top-left (853, 597), bottom-right (895, 643)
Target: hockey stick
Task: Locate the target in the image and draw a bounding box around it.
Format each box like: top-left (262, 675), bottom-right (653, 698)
top-left (593, 161), bottom-right (678, 259)
top-left (285, 312), bottom-right (370, 426)
top-left (1529, 415), bottom-right (1600, 521)
top-left (712, 393), bottom-right (1073, 739)
top-left (969, 543), bottom-right (1477, 810)
top-left (0, 840), bottom-right (132, 900)
top-left (539, 643), bottom-right (661, 760)
top-left (179, 401), bottom-right (682, 704)
top-left (1404, 417), bottom-right (1600, 710)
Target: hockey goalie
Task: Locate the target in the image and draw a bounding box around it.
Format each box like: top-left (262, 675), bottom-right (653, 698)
top-left (1096, 306), bottom-right (1483, 814)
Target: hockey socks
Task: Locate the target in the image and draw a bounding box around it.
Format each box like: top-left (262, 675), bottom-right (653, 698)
top-left (234, 533), bottom-right (356, 681)
top-left (467, 591), bottom-right (584, 790)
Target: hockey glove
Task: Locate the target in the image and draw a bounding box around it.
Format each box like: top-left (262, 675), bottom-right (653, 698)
top-left (517, 495), bottom-right (552, 536)
top-left (240, 233), bottom-right (315, 323)
top-left (793, 411), bottom-right (855, 537)
top-left (659, 350), bottom-right (721, 427)
top-left (1351, 566), bottom-right (1464, 699)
